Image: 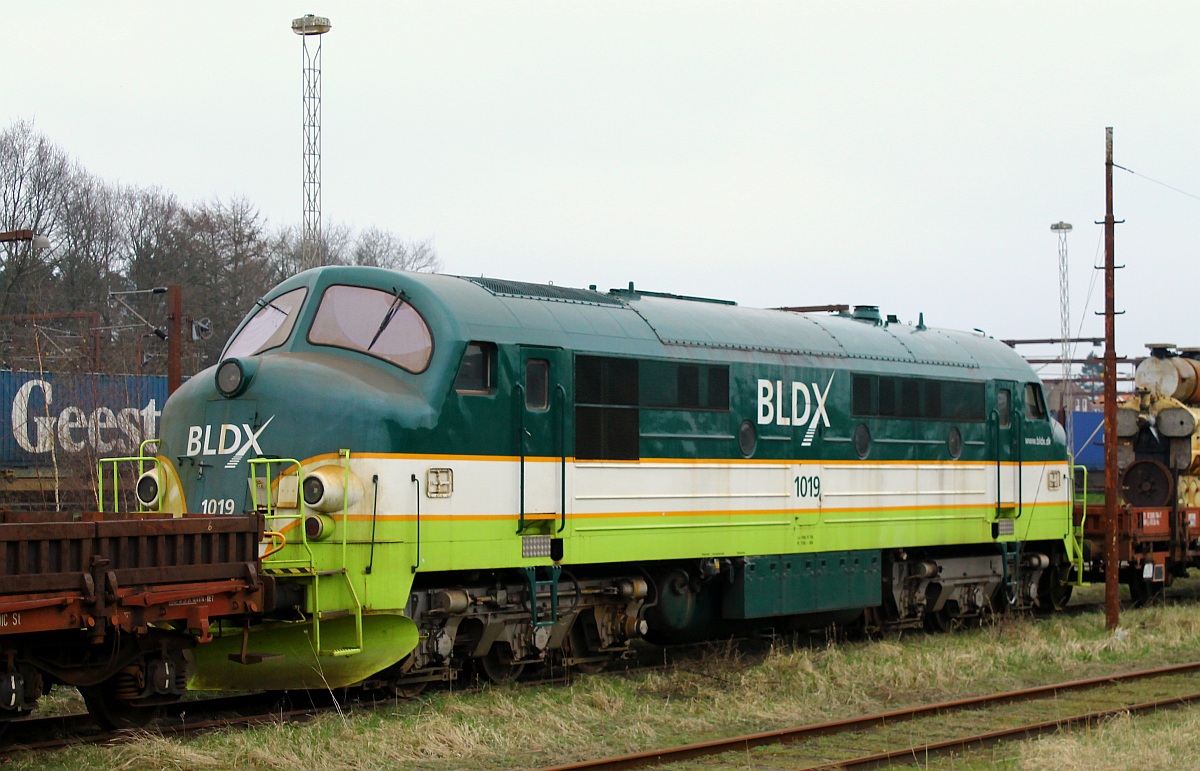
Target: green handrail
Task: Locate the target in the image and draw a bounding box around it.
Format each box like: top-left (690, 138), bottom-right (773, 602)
top-left (96, 438), bottom-right (161, 513)
top-left (1070, 462), bottom-right (1088, 586)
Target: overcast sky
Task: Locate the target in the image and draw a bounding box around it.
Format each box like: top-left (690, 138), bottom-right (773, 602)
top-left (4, 2), bottom-right (1198, 374)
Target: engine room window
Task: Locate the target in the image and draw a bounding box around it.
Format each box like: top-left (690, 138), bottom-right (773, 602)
top-left (852, 375), bottom-right (984, 422)
top-left (639, 361), bottom-right (729, 411)
top-left (706, 367), bottom-right (729, 409)
top-left (224, 287), bottom-right (308, 359)
top-left (308, 285), bottom-right (433, 373)
top-left (576, 355), bottom-right (639, 460)
top-left (454, 342), bottom-right (495, 394)
top-left (1024, 383), bottom-right (1048, 420)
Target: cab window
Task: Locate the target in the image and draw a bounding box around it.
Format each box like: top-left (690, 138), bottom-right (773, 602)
top-left (455, 342), bottom-right (496, 394)
top-left (308, 285), bottom-right (433, 373)
top-left (1024, 383), bottom-right (1048, 420)
top-left (224, 287), bottom-right (308, 359)
top-left (998, 388), bottom-right (1011, 428)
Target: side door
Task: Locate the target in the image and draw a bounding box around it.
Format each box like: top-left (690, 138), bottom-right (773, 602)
top-left (990, 380), bottom-right (1021, 515)
top-left (516, 347), bottom-right (567, 534)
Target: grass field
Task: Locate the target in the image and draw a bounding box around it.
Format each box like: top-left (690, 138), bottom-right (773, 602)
top-left (8, 579), bottom-right (1200, 770)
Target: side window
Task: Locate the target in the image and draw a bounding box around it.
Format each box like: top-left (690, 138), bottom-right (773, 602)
top-left (525, 359), bottom-right (549, 411)
top-left (998, 388), bottom-right (1011, 428)
top-left (706, 366), bottom-right (729, 409)
top-left (454, 342), bottom-right (495, 394)
top-left (852, 374), bottom-right (874, 416)
top-left (1024, 383), bottom-right (1047, 420)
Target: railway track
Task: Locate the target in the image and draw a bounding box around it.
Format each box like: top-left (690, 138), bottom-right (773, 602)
top-left (540, 661), bottom-right (1200, 770)
top-left (0, 658), bottom-right (667, 755)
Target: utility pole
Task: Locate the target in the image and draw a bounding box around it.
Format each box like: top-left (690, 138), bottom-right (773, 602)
top-left (1100, 127), bottom-right (1121, 631)
top-left (167, 285), bottom-right (182, 396)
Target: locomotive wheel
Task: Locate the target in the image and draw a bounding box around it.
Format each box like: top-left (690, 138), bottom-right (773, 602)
top-left (563, 623), bottom-right (609, 675)
top-left (386, 680), bottom-right (429, 699)
top-left (1038, 553), bottom-right (1074, 612)
top-left (78, 683), bottom-right (163, 731)
top-left (924, 606), bottom-right (961, 633)
top-left (478, 644), bottom-right (525, 684)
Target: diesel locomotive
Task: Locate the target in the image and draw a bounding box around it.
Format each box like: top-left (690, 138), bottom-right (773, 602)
top-left (106, 266), bottom-right (1075, 696)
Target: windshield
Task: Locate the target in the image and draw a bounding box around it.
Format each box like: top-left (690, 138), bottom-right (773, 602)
top-left (223, 287), bottom-right (308, 359)
top-left (308, 284), bottom-right (433, 372)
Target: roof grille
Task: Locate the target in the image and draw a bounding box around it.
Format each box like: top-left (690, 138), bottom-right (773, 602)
top-left (459, 276), bottom-right (625, 306)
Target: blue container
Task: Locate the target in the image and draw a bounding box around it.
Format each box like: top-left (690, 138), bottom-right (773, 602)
top-left (0, 371), bottom-right (168, 468)
top-left (1070, 411), bottom-right (1105, 471)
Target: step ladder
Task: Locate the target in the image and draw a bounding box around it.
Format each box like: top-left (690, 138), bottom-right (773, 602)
top-left (249, 454), bottom-right (363, 657)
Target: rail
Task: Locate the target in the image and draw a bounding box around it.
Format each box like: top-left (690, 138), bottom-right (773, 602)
top-left (540, 661), bottom-right (1200, 770)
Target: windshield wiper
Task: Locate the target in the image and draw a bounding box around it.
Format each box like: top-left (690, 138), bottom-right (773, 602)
top-left (256, 296), bottom-right (289, 316)
top-left (367, 288), bottom-right (408, 351)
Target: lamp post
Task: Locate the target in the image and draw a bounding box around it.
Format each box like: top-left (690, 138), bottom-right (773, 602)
top-left (1051, 221), bottom-right (1073, 454)
top-left (0, 229), bottom-right (51, 249)
top-left (292, 14), bottom-right (332, 269)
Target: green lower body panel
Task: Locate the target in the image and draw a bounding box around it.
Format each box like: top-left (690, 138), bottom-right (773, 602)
top-left (188, 614), bottom-right (419, 691)
top-left (723, 550), bottom-right (882, 619)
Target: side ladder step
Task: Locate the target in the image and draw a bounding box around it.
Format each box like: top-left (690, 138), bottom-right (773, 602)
top-left (521, 565), bottom-right (562, 628)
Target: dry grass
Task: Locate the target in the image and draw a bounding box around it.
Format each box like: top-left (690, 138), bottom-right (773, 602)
top-left (10, 588), bottom-right (1200, 770)
top-left (1020, 707), bottom-right (1200, 770)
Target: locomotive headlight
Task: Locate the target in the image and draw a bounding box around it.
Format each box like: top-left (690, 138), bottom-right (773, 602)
top-left (215, 357), bottom-right (258, 398)
top-left (135, 469), bottom-right (161, 509)
top-left (304, 514), bottom-right (335, 541)
top-left (301, 465), bottom-right (364, 513)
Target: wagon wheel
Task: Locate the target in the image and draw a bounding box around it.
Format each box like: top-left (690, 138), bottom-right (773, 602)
top-left (1128, 576), bottom-right (1165, 608)
top-left (78, 681), bottom-right (164, 731)
top-left (1121, 459), bottom-right (1174, 508)
top-left (478, 644), bottom-right (525, 684)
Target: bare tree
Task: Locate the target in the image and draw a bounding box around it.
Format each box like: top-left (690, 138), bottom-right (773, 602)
top-left (351, 227), bottom-right (440, 272)
top-left (0, 121), bottom-right (71, 316)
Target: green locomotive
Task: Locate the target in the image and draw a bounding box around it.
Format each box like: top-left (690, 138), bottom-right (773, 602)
top-left (119, 266), bottom-right (1075, 694)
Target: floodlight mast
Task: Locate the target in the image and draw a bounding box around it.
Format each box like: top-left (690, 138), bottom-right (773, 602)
top-left (1051, 221), bottom-right (1073, 455)
top-left (292, 14), bottom-right (331, 270)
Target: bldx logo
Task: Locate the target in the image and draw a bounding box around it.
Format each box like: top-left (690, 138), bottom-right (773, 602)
top-left (756, 375), bottom-right (833, 447)
top-left (185, 416), bottom-right (274, 469)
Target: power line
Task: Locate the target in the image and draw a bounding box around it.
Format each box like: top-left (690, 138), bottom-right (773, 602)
top-left (1112, 162), bottom-right (1200, 202)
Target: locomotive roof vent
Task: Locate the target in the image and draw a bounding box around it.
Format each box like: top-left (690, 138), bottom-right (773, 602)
top-left (851, 305), bottom-right (883, 326)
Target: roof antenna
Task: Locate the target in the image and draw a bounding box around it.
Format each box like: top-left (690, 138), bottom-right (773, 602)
top-left (916, 312), bottom-right (926, 331)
